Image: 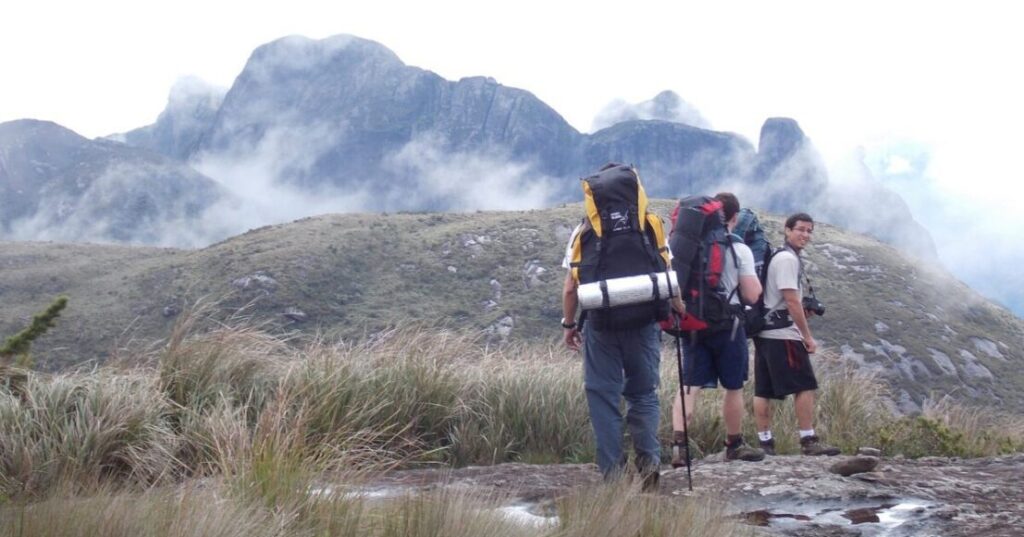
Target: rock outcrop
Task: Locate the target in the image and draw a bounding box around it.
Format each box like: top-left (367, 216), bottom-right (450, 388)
top-left (357, 455), bottom-right (1024, 537)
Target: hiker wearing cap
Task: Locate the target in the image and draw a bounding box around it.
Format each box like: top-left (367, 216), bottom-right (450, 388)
top-left (561, 163), bottom-right (683, 491)
top-left (752, 212), bottom-right (840, 456)
top-left (670, 193), bottom-right (765, 464)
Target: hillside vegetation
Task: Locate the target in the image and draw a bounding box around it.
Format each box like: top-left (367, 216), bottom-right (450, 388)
top-left (1, 202), bottom-right (1022, 410)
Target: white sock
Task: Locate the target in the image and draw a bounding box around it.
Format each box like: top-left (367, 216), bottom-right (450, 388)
top-left (799, 429), bottom-right (816, 439)
top-left (758, 431), bottom-right (773, 442)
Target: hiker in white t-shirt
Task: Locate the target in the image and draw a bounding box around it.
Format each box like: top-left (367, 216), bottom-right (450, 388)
top-left (752, 212), bottom-right (840, 456)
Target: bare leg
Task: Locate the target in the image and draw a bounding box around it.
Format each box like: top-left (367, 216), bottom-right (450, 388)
top-left (722, 389), bottom-right (744, 436)
top-left (753, 396), bottom-right (772, 432)
top-left (794, 390), bottom-right (815, 431)
top-left (672, 387), bottom-right (701, 431)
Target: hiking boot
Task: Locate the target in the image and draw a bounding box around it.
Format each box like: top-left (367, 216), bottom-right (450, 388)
top-left (671, 442), bottom-right (691, 469)
top-left (671, 430), bottom-right (691, 469)
top-left (800, 435), bottom-right (841, 456)
top-left (760, 438), bottom-right (776, 456)
top-left (725, 439), bottom-right (765, 462)
top-left (640, 468), bottom-right (660, 493)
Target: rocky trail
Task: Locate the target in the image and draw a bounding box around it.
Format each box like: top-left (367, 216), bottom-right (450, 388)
top-left (347, 453), bottom-right (1024, 536)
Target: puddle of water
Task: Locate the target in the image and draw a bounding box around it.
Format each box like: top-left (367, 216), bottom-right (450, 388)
top-left (308, 485), bottom-right (401, 499)
top-left (875, 501), bottom-right (931, 529)
top-left (738, 498), bottom-right (935, 536)
top-left (310, 485), bottom-right (561, 529)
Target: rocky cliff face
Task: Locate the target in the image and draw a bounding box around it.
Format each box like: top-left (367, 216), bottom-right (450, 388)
top-left (750, 117), bottom-right (830, 212)
top-left (0, 119), bottom-right (225, 244)
top-left (193, 35), bottom-right (583, 200)
top-left (121, 35), bottom-right (756, 208)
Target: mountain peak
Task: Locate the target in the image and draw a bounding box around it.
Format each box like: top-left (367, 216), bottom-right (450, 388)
top-left (592, 91), bottom-right (710, 131)
top-left (758, 117), bottom-right (807, 158)
top-left (243, 34), bottom-right (403, 80)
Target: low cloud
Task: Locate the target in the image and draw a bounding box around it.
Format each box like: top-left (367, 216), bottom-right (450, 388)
top-left (192, 118), bottom-right (373, 242)
top-left (380, 133), bottom-right (559, 211)
top-left (842, 141), bottom-right (1024, 315)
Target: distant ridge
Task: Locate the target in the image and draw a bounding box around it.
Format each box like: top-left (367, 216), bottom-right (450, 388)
top-left (1, 204), bottom-right (1019, 412)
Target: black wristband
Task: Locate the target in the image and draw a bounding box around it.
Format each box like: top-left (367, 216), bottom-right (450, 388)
top-left (561, 319), bottom-right (577, 329)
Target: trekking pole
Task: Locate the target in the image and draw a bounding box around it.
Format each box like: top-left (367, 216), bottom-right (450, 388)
top-left (674, 325), bottom-right (694, 491)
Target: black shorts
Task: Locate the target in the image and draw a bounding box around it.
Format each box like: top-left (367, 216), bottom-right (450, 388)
top-left (753, 337), bottom-right (818, 399)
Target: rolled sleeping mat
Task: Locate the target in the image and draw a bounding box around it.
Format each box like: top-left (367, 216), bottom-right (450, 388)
top-left (578, 271), bottom-right (680, 310)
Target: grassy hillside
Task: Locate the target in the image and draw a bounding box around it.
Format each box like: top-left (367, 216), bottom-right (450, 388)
top-left (1, 201), bottom-right (1022, 410)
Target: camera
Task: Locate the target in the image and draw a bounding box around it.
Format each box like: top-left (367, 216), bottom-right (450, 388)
top-left (802, 296), bottom-right (825, 316)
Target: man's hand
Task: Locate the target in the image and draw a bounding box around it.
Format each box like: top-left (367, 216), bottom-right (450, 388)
top-left (671, 296), bottom-right (686, 314)
top-left (564, 327), bottom-right (582, 351)
top-left (803, 335), bottom-right (817, 354)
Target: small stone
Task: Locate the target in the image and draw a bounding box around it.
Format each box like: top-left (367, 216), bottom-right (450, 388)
top-left (857, 447), bottom-right (882, 457)
top-left (829, 456), bottom-right (879, 477)
top-left (162, 305), bottom-right (181, 318)
top-left (283, 307), bottom-right (308, 323)
top-left (852, 472), bottom-right (886, 483)
top-left (231, 272), bottom-right (279, 291)
top-left (842, 507), bottom-right (881, 524)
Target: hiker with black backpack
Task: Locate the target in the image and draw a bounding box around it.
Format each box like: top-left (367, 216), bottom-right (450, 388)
top-left (667, 193), bottom-right (766, 465)
top-left (751, 212), bottom-right (840, 456)
top-left (560, 163), bottom-right (683, 492)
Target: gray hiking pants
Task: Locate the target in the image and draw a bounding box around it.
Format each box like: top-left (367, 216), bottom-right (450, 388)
top-left (583, 321), bottom-right (662, 478)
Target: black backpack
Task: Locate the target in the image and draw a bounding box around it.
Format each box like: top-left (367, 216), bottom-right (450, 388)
top-left (568, 164), bottom-right (671, 331)
top-left (742, 244), bottom-right (776, 337)
top-left (667, 196), bottom-right (742, 334)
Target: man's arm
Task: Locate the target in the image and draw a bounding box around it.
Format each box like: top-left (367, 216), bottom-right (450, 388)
top-left (736, 244), bottom-right (762, 305)
top-left (562, 271), bottom-right (582, 351)
top-left (738, 274), bottom-right (762, 305)
top-left (782, 288), bottom-right (816, 353)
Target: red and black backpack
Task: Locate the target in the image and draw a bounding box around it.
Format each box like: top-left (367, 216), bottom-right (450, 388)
top-left (664, 195), bottom-right (741, 334)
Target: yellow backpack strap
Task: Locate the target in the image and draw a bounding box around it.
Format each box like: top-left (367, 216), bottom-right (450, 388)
top-left (646, 213), bottom-right (670, 266)
top-left (569, 220), bottom-right (588, 284)
top-left (581, 179), bottom-right (603, 237)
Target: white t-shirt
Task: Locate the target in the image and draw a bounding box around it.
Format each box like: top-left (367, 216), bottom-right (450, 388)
top-left (720, 240), bottom-right (756, 306)
top-left (759, 248), bottom-right (804, 341)
top-left (561, 223), bottom-right (585, 269)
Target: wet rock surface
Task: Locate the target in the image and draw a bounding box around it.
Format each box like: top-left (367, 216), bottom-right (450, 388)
top-left (356, 454), bottom-right (1024, 536)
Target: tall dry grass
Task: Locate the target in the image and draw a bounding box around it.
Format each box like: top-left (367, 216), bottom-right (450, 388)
top-left (0, 477), bottom-right (742, 537)
top-left (1, 312), bottom-right (1022, 535)
top-left (552, 478), bottom-right (744, 537)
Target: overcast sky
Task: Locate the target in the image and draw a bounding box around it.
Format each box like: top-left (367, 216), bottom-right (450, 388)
top-left (2, 0), bottom-right (1022, 308)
